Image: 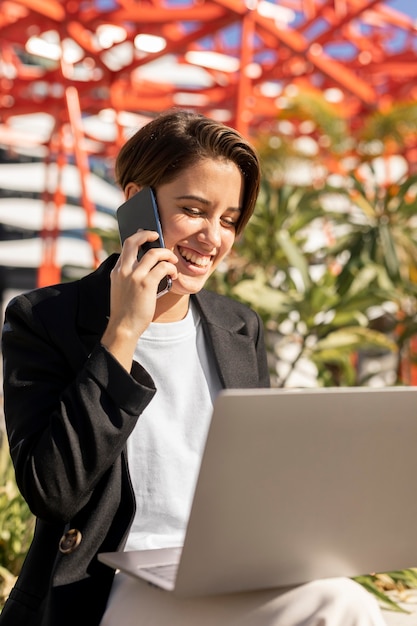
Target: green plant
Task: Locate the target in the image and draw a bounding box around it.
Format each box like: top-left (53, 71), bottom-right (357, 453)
top-left (0, 434), bottom-right (35, 610)
top-left (355, 570), bottom-right (417, 614)
top-left (209, 179), bottom-right (401, 387)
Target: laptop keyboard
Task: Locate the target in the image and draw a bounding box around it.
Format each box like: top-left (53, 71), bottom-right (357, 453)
top-left (141, 563), bottom-right (179, 583)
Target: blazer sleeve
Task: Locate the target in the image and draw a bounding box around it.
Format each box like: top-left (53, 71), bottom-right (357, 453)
top-left (2, 291), bottom-right (156, 523)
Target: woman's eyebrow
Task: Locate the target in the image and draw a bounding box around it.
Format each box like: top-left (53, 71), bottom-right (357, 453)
top-left (175, 194), bottom-right (241, 212)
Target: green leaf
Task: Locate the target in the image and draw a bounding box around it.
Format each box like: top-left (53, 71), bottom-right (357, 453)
top-left (379, 222), bottom-right (400, 281)
top-left (232, 279), bottom-right (296, 314)
top-left (315, 327), bottom-right (398, 353)
top-left (354, 576), bottom-right (408, 612)
top-left (276, 230), bottom-right (311, 290)
top-left (348, 188), bottom-right (377, 220)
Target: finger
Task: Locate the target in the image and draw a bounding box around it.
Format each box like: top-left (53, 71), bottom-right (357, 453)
top-left (119, 230), bottom-right (160, 266)
top-left (150, 260), bottom-right (178, 284)
top-left (122, 229), bottom-right (160, 252)
top-left (137, 246), bottom-right (178, 271)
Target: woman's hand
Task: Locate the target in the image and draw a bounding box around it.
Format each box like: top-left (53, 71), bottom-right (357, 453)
top-left (101, 230), bottom-right (178, 370)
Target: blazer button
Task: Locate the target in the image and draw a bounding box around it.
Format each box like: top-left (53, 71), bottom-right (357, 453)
top-left (59, 529), bottom-right (82, 554)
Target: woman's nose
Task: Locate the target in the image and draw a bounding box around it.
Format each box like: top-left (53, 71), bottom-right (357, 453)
top-left (197, 219), bottom-right (222, 248)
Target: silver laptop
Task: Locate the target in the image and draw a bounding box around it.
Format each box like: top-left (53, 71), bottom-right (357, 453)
top-left (99, 386), bottom-right (417, 596)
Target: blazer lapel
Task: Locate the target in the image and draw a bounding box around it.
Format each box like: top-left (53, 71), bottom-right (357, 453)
top-left (193, 290), bottom-right (260, 389)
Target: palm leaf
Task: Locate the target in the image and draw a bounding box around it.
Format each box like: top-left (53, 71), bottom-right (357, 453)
top-left (354, 576), bottom-right (409, 612)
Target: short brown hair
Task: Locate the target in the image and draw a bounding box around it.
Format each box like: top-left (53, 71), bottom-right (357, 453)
top-left (115, 109), bottom-right (260, 235)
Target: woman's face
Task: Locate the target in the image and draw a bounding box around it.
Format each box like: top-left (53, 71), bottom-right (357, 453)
top-left (154, 158), bottom-right (244, 296)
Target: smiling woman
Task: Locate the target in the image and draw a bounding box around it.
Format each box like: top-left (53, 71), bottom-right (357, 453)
top-left (1, 110), bottom-right (386, 626)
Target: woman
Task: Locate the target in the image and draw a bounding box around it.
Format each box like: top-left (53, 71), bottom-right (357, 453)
top-left (1, 110), bottom-right (386, 626)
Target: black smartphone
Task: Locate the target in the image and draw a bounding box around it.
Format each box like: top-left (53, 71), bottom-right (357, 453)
top-left (116, 187), bottom-right (172, 297)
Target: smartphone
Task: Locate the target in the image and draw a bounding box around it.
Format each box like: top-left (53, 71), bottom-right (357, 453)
top-left (116, 187), bottom-right (172, 297)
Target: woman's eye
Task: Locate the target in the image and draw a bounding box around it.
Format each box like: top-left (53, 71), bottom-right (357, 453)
top-left (182, 207), bottom-right (236, 228)
top-left (183, 207), bottom-right (202, 217)
top-left (221, 217), bottom-right (237, 228)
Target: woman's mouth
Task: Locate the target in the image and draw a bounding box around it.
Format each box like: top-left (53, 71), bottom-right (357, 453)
top-left (178, 246), bottom-right (212, 268)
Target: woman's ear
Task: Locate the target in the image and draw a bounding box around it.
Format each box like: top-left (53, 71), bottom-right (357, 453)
top-left (124, 182), bottom-right (142, 200)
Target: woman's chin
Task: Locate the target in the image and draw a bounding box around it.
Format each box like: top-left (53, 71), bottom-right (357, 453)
top-left (170, 273), bottom-right (211, 296)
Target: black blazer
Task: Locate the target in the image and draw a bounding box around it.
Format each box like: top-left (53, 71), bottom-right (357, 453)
top-left (1, 254), bottom-right (270, 626)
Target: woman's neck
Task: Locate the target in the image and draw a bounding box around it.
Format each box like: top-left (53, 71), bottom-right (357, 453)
top-left (153, 292), bottom-right (190, 323)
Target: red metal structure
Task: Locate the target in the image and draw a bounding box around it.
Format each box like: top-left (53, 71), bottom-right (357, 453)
top-left (0, 0), bottom-right (416, 284)
top-left (1, 1), bottom-right (416, 141)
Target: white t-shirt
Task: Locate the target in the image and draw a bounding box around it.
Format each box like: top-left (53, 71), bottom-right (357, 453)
top-left (125, 302), bottom-right (222, 551)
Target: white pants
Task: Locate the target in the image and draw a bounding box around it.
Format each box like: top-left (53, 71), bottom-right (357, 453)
top-left (100, 572), bottom-right (387, 626)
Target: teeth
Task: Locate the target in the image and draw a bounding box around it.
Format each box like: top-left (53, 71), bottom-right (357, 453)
top-left (179, 247), bottom-right (211, 267)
